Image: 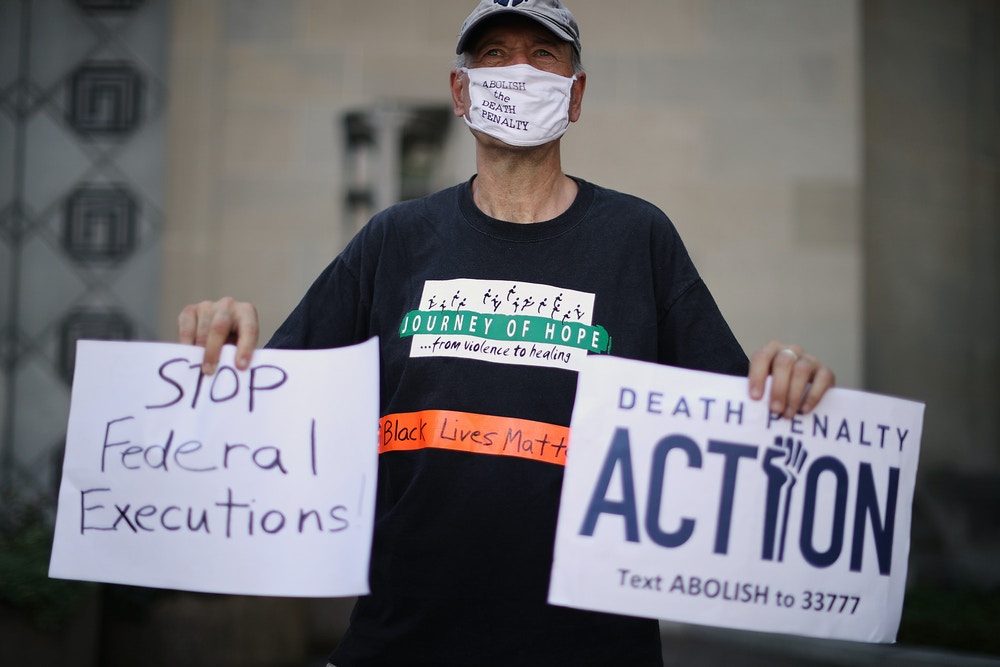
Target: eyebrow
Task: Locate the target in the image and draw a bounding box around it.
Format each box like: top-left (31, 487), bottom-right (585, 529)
top-left (473, 28), bottom-right (563, 52)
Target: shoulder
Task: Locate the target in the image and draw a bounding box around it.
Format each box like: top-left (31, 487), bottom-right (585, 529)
top-left (578, 179), bottom-right (677, 229)
top-left (573, 179), bottom-right (684, 250)
top-left (337, 183), bottom-right (464, 262)
top-left (366, 183), bottom-right (463, 232)
top-left (589, 181), bottom-right (663, 211)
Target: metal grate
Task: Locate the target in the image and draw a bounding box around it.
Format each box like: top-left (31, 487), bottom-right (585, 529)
top-left (59, 309), bottom-right (134, 384)
top-left (67, 62), bottom-right (144, 136)
top-left (76, 0), bottom-right (145, 11)
top-left (62, 185), bottom-right (137, 263)
top-left (0, 0), bottom-right (166, 498)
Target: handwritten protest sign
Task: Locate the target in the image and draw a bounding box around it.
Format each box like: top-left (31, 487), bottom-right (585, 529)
top-left (49, 339), bottom-right (379, 597)
top-left (549, 356), bottom-right (924, 643)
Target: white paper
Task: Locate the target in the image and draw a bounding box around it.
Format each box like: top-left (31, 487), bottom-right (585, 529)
top-left (549, 355), bottom-right (924, 643)
top-left (50, 339), bottom-right (379, 598)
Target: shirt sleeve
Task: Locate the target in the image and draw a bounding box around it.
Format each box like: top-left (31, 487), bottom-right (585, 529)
top-left (647, 208), bottom-right (749, 377)
top-left (657, 277), bottom-right (750, 377)
top-left (266, 236), bottom-right (371, 350)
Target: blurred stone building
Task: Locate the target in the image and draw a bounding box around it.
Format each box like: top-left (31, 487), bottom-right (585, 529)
top-left (0, 0), bottom-right (996, 665)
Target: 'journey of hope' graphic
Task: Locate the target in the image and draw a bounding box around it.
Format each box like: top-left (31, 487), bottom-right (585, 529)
top-left (400, 278), bottom-right (611, 371)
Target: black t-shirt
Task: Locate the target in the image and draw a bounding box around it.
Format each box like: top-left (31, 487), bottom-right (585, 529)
top-left (268, 177), bottom-right (748, 666)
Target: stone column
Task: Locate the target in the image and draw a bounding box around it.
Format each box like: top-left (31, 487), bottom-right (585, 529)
top-left (864, 0), bottom-right (999, 585)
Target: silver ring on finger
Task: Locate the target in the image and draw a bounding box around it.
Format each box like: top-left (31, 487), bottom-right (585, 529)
top-left (778, 347), bottom-right (799, 362)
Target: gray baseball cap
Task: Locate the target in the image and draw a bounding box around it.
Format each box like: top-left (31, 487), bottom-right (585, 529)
top-left (456, 0), bottom-right (581, 56)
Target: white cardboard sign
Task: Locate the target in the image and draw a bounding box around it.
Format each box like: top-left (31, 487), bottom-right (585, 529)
top-left (549, 355), bottom-right (924, 643)
top-left (49, 339), bottom-right (379, 598)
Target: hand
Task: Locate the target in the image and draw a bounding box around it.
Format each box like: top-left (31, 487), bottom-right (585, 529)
top-left (748, 340), bottom-right (835, 418)
top-left (177, 297), bottom-right (259, 375)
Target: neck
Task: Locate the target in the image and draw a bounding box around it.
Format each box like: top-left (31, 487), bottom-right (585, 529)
top-left (471, 139), bottom-right (577, 224)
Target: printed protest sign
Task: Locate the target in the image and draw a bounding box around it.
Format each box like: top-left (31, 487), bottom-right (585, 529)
top-left (549, 356), bottom-right (924, 643)
top-left (49, 339), bottom-right (379, 597)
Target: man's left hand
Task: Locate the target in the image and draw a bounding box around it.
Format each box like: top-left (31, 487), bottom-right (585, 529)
top-left (748, 340), bottom-right (835, 418)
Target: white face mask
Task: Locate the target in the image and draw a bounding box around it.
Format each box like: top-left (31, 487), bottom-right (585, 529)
top-left (461, 63), bottom-right (577, 147)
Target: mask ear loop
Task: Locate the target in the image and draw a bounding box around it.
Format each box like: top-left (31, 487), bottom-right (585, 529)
top-left (457, 68), bottom-right (472, 125)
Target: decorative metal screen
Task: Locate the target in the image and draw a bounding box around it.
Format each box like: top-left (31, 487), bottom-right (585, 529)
top-left (63, 185), bottom-right (137, 262)
top-left (68, 62), bottom-right (144, 136)
top-left (0, 0), bottom-right (167, 499)
top-left (59, 309), bottom-right (134, 384)
top-left (76, 0), bottom-right (145, 12)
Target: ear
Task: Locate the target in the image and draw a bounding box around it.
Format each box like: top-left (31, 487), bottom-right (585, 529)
top-left (450, 69), bottom-right (468, 118)
top-left (568, 71), bottom-right (587, 123)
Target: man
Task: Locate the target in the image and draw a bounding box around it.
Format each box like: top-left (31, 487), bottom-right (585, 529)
top-left (179, 1), bottom-right (835, 665)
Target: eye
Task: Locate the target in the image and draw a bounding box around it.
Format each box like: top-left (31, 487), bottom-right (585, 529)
top-left (475, 47), bottom-right (505, 64)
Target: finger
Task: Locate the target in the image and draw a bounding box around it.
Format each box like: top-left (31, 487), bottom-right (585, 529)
top-left (193, 300), bottom-right (216, 348)
top-left (783, 354), bottom-right (817, 418)
top-left (177, 304), bottom-right (199, 344)
top-left (232, 302), bottom-right (259, 370)
top-left (799, 365), bottom-right (836, 414)
top-left (201, 298), bottom-right (237, 375)
top-left (747, 340), bottom-right (784, 401)
top-left (766, 344), bottom-right (804, 416)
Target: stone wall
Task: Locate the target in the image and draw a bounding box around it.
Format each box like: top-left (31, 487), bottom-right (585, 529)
top-left (160, 0), bottom-right (863, 389)
top-left (864, 0), bottom-right (1000, 586)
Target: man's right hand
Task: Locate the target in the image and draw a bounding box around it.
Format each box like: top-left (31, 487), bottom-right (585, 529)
top-left (177, 297), bottom-right (259, 375)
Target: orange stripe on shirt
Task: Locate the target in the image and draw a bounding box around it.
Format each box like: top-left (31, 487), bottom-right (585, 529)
top-left (379, 410), bottom-right (569, 466)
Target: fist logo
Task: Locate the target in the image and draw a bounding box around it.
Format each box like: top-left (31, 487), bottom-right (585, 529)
top-left (761, 436), bottom-right (808, 562)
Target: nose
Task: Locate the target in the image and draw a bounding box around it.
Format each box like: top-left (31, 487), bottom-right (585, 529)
top-left (508, 49), bottom-right (531, 66)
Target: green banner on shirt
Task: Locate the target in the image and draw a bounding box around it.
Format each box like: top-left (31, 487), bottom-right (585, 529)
top-left (399, 309), bottom-right (612, 354)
